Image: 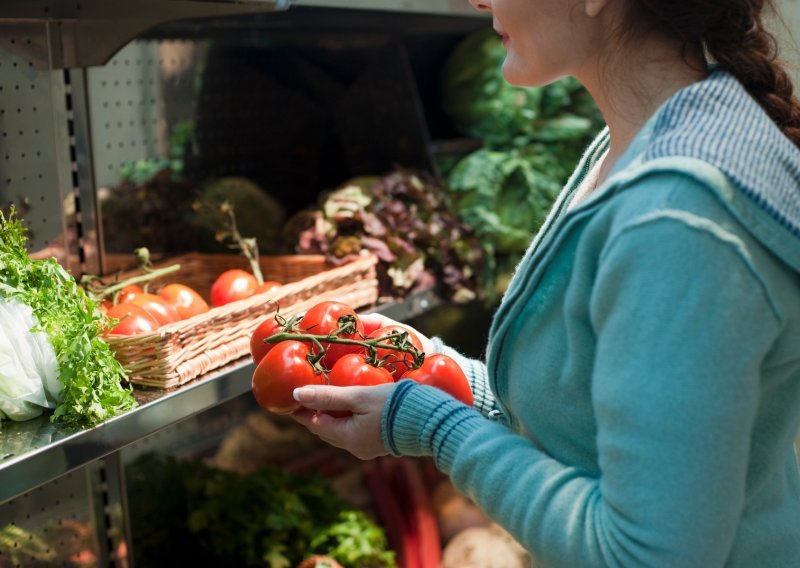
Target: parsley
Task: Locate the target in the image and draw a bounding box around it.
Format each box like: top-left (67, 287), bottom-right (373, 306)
top-left (0, 208), bottom-right (137, 428)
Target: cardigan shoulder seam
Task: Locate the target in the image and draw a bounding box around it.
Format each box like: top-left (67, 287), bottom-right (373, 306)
top-left (599, 208), bottom-right (785, 325)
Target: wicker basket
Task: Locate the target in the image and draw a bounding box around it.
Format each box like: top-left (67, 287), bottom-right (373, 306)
top-left (104, 252), bottom-right (379, 389)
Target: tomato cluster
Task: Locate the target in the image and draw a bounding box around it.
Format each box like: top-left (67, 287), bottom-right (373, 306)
top-left (250, 301), bottom-right (474, 416)
top-left (105, 283), bottom-right (210, 335)
top-left (104, 269), bottom-right (282, 336)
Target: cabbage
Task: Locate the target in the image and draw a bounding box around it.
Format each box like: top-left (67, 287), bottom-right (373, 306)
top-left (0, 300), bottom-right (60, 421)
top-left (441, 29), bottom-right (602, 148)
top-left (440, 29), bottom-right (606, 299)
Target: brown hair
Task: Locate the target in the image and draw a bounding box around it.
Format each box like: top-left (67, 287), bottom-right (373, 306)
top-left (626, 0), bottom-right (800, 149)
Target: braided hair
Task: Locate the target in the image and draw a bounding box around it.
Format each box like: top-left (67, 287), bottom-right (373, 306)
top-left (627, 0), bottom-right (800, 148)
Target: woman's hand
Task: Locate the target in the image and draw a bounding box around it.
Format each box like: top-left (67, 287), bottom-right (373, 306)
top-left (358, 313), bottom-right (436, 355)
top-left (291, 382), bottom-right (397, 460)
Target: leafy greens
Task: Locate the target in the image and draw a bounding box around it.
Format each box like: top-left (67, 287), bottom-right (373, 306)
top-left (0, 208), bottom-right (137, 428)
top-left (126, 452), bottom-right (396, 568)
top-left (440, 29), bottom-right (605, 298)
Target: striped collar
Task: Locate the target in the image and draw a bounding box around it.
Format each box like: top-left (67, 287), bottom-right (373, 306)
top-left (601, 68), bottom-right (800, 270)
top-left (645, 69), bottom-right (800, 239)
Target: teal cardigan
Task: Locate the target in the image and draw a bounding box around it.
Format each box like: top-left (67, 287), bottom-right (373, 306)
top-left (381, 70), bottom-right (800, 567)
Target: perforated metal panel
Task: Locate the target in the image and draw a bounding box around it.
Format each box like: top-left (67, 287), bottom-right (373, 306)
top-left (0, 470), bottom-right (102, 568)
top-left (0, 40), bottom-right (73, 262)
top-left (87, 40), bottom-right (200, 189)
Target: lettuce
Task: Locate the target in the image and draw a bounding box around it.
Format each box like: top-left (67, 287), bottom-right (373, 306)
top-left (441, 29), bottom-right (602, 149)
top-left (0, 208), bottom-right (137, 428)
top-left (440, 29), bottom-right (605, 298)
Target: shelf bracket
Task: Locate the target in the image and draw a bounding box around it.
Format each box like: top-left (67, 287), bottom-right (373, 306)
top-left (0, 0), bottom-right (290, 69)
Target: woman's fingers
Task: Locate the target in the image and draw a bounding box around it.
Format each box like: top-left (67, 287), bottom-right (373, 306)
top-left (293, 383), bottom-right (394, 413)
top-left (293, 384), bottom-right (357, 412)
top-left (290, 384), bottom-right (395, 460)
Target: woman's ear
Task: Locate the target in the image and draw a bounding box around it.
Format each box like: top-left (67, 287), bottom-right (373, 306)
top-left (585, 0), bottom-right (611, 18)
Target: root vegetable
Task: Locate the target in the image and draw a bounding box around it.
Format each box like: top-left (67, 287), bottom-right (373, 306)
top-left (442, 524), bottom-right (530, 568)
top-left (431, 479), bottom-right (490, 544)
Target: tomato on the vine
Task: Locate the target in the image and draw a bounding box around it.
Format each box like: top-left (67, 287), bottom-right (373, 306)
top-left (328, 353), bottom-right (393, 387)
top-left (127, 293), bottom-right (181, 326)
top-left (367, 325), bottom-right (424, 381)
top-left (158, 283), bottom-right (209, 319)
top-left (400, 354), bottom-right (474, 406)
top-left (210, 269), bottom-right (258, 306)
top-left (251, 340), bottom-right (324, 415)
top-left (301, 301), bottom-right (364, 369)
top-left (106, 303), bottom-right (160, 335)
top-left (250, 316), bottom-right (283, 366)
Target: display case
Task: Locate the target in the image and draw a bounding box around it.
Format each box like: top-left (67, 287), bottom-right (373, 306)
top-left (1, 2), bottom-right (489, 566)
top-left (4, 2), bottom-right (798, 566)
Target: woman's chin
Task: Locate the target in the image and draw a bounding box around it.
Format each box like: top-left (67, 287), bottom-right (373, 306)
top-left (502, 61), bottom-right (564, 89)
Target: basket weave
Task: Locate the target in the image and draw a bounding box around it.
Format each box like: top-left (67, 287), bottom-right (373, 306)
top-left (104, 252), bottom-right (379, 389)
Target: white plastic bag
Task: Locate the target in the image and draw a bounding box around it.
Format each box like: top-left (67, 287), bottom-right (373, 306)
top-left (0, 300), bottom-right (61, 421)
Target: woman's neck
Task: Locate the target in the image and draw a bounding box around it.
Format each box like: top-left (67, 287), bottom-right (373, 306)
top-left (577, 35), bottom-right (708, 185)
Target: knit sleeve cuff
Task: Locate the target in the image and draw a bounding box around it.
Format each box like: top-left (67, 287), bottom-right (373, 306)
top-left (381, 379), bottom-right (484, 469)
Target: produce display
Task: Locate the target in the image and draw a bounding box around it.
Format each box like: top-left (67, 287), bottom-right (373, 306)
top-left (0, 209), bottom-right (137, 428)
top-left (0, 22), bottom-right (573, 568)
top-left (440, 28), bottom-right (605, 298)
top-left (89, 203), bottom-right (285, 336)
top-left (125, 452), bottom-right (396, 568)
top-left (250, 300), bottom-right (473, 415)
top-left (284, 169), bottom-right (485, 303)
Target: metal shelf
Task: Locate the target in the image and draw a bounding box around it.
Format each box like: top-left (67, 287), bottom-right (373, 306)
top-left (0, 0), bottom-right (290, 69)
top-left (0, 288), bottom-right (441, 504)
top-left (0, 0), bottom-right (483, 69)
top-left (0, 360), bottom-right (252, 504)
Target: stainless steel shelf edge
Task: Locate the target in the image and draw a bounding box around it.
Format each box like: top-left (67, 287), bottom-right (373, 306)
top-left (0, 289), bottom-right (442, 503)
top-left (0, 361), bottom-right (252, 504)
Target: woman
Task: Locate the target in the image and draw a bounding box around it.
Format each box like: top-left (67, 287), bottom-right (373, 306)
top-left (291, 0), bottom-right (800, 565)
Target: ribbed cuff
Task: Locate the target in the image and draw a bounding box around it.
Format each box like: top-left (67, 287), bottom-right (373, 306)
top-left (381, 379), bottom-right (483, 469)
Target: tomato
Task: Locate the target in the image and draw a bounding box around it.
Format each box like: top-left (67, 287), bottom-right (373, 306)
top-left (301, 301), bottom-right (364, 369)
top-left (210, 269), bottom-right (258, 306)
top-left (367, 325), bottom-right (424, 381)
top-left (400, 354), bottom-right (474, 406)
top-left (158, 283), bottom-right (210, 319)
top-left (106, 303), bottom-right (160, 335)
top-left (117, 284), bottom-right (143, 304)
top-left (250, 316), bottom-right (283, 366)
top-left (251, 340), bottom-right (324, 415)
top-left (323, 353), bottom-right (393, 418)
top-left (127, 293), bottom-right (181, 326)
top-left (254, 280), bottom-right (282, 295)
top-left (328, 353), bottom-right (393, 387)
top-left (360, 315), bottom-right (383, 337)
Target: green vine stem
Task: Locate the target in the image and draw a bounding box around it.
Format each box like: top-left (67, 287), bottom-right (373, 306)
top-left (265, 330), bottom-right (426, 371)
top-left (81, 247), bottom-right (181, 302)
top-left (218, 201), bottom-right (265, 284)
top-left (81, 263), bottom-right (182, 301)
